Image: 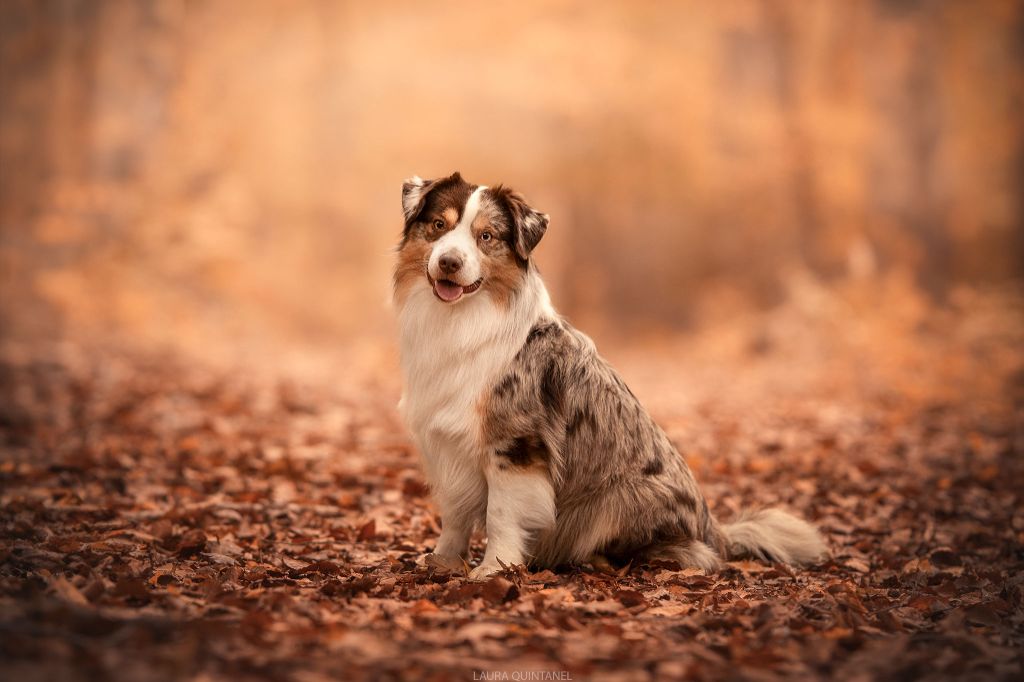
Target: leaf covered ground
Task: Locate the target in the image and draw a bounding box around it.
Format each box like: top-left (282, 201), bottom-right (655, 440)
top-left (1, 285), bottom-right (1023, 681)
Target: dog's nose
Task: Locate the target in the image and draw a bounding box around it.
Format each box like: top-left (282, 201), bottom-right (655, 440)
top-left (438, 252), bottom-right (463, 275)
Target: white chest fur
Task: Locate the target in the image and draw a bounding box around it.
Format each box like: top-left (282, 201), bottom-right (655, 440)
top-left (396, 276), bottom-right (552, 483)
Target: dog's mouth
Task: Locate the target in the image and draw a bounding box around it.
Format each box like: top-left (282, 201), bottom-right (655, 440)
top-left (429, 275), bottom-right (483, 303)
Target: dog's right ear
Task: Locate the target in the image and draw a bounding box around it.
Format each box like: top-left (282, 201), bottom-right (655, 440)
top-left (402, 176), bottom-right (432, 225)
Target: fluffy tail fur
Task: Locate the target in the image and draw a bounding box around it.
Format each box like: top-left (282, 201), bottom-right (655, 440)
top-left (720, 508), bottom-right (828, 565)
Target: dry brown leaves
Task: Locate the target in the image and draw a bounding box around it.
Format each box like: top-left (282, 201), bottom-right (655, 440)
top-left (1, 290), bottom-right (1022, 681)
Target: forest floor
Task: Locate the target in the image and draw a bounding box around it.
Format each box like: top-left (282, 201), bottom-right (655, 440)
top-left (1, 283), bottom-right (1023, 681)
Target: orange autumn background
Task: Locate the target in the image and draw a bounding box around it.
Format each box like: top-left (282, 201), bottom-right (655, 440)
top-left (1, 0), bottom-right (1022, 365)
top-left (3, 3), bottom-right (1024, 680)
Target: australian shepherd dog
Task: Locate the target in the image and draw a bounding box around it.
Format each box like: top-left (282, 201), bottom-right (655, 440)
top-left (393, 172), bottom-right (827, 579)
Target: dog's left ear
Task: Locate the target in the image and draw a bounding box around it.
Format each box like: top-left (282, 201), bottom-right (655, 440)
top-left (492, 185), bottom-right (549, 260)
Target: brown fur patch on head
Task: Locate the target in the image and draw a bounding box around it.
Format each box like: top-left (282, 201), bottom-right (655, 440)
top-left (395, 172), bottom-right (476, 304)
top-left (401, 172), bottom-right (474, 242)
top-left (439, 207), bottom-right (458, 228)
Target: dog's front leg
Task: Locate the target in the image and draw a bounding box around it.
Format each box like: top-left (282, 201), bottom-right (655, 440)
top-left (422, 455), bottom-right (486, 570)
top-left (470, 460), bottom-right (555, 579)
top-left (431, 497), bottom-right (477, 567)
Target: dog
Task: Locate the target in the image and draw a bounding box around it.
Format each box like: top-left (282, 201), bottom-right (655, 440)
top-left (393, 172), bottom-right (827, 579)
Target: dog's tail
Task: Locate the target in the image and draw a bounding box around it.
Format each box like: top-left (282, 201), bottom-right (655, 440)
top-left (719, 508), bottom-right (828, 565)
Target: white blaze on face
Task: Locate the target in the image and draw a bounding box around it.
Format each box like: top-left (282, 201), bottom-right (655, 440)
top-left (428, 185), bottom-right (487, 286)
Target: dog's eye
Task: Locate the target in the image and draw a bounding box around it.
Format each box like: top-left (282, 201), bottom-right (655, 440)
top-left (480, 231), bottom-right (492, 242)
top-left (432, 219), bottom-right (445, 231)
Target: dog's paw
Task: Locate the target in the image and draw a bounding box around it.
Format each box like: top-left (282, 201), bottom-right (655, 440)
top-left (420, 552), bottom-right (466, 573)
top-left (468, 563), bottom-right (503, 580)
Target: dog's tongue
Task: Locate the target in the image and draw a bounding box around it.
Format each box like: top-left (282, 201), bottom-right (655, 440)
top-left (433, 279), bottom-right (464, 302)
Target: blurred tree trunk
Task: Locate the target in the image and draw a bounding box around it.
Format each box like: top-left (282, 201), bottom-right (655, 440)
top-left (0, 0), bottom-right (99, 340)
top-left (904, 11), bottom-right (950, 301)
top-left (764, 0), bottom-right (829, 280)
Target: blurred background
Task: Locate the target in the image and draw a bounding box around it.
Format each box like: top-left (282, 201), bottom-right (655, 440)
top-left (1, 0), bottom-right (1022, 369)
top-left (3, 5), bottom-right (1023, 678)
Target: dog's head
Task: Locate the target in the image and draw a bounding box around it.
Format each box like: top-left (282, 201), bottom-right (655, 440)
top-left (394, 172), bottom-right (548, 306)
